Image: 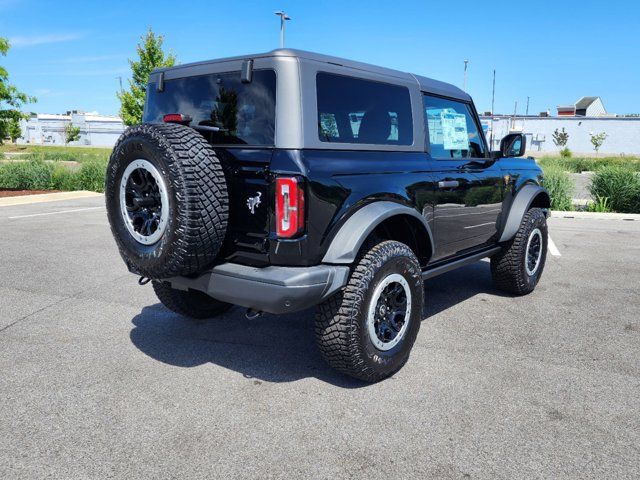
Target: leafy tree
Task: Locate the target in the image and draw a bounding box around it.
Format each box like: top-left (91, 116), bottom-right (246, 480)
top-left (117, 29), bottom-right (176, 126)
top-left (0, 37), bottom-right (36, 144)
top-left (590, 132), bottom-right (608, 155)
top-left (64, 123), bottom-right (81, 144)
top-left (552, 128), bottom-right (569, 148)
top-left (7, 118), bottom-right (21, 142)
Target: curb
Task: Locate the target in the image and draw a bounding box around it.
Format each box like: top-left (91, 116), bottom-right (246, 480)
top-left (0, 191), bottom-right (103, 207)
top-left (550, 210), bottom-right (640, 221)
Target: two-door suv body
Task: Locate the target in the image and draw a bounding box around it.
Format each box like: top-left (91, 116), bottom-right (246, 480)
top-left (105, 49), bottom-right (550, 381)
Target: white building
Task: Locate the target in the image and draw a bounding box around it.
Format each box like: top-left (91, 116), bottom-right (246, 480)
top-left (19, 111), bottom-right (125, 147)
top-left (481, 115), bottom-right (640, 155)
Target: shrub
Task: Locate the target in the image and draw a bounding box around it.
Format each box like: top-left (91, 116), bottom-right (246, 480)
top-left (76, 159), bottom-right (108, 192)
top-left (589, 166), bottom-right (640, 213)
top-left (542, 166), bottom-right (574, 211)
top-left (51, 164), bottom-right (79, 191)
top-left (0, 158), bottom-right (107, 192)
top-left (587, 195), bottom-right (611, 213)
top-left (559, 147), bottom-right (572, 158)
top-left (0, 160), bottom-right (54, 190)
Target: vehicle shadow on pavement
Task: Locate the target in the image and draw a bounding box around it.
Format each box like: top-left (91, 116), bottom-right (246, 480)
top-left (424, 260), bottom-right (511, 317)
top-left (130, 262), bottom-right (505, 386)
top-left (129, 304), bottom-right (367, 388)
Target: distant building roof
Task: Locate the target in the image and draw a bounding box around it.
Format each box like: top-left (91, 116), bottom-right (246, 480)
top-left (575, 96), bottom-right (601, 109)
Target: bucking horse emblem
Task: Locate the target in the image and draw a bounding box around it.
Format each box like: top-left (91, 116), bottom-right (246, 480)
top-left (246, 192), bottom-right (262, 214)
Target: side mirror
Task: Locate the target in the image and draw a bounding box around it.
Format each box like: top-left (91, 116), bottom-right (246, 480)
top-left (497, 133), bottom-right (526, 158)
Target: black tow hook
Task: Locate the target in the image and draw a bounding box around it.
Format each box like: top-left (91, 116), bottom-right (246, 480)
top-left (138, 276), bottom-right (151, 286)
top-left (245, 308), bottom-right (263, 320)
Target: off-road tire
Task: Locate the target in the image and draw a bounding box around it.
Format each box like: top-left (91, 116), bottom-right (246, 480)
top-left (491, 207), bottom-right (548, 295)
top-left (152, 281), bottom-right (233, 319)
top-left (315, 240), bottom-right (424, 382)
top-left (105, 123), bottom-right (228, 279)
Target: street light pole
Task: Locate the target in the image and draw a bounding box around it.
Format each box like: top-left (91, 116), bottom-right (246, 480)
top-left (463, 59), bottom-right (469, 91)
top-left (274, 11), bottom-right (291, 48)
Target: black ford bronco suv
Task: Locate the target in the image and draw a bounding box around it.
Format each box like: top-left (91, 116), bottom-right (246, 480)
top-left (106, 49), bottom-right (550, 382)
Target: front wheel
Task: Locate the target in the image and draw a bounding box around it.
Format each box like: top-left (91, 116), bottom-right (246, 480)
top-left (315, 240), bottom-right (424, 382)
top-left (491, 207), bottom-right (548, 295)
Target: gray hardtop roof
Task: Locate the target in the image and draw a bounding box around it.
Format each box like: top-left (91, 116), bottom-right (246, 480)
top-left (152, 48), bottom-right (470, 101)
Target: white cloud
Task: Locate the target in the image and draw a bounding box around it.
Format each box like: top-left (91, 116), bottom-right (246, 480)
top-left (9, 33), bottom-right (83, 47)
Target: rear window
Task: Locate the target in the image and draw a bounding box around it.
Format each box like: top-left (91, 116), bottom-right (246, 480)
top-left (144, 70), bottom-right (276, 146)
top-left (316, 72), bottom-right (413, 146)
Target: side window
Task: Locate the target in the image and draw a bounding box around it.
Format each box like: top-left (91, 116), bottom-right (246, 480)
top-left (423, 94), bottom-right (485, 158)
top-left (316, 72), bottom-right (413, 145)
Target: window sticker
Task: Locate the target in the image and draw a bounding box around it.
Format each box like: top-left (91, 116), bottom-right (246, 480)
top-left (441, 112), bottom-right (469, 151)
top-left (427, 115), bottom-right (443, 145)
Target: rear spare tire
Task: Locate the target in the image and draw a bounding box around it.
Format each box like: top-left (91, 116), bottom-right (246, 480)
top-left (105, 123), bottom-right (228, 278)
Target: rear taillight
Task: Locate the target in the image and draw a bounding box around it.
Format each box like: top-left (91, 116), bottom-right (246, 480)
top-left (163, 113), bottom-right (192, 125)
top-left (275, 177), bottom-right (305, 238)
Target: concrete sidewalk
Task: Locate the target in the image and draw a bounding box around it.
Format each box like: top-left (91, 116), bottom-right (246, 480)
top-left (0, 190), bottom-right (102, 207)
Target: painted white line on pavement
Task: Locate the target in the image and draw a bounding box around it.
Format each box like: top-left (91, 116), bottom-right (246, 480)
top-left (548, 235), bottom-right (561, 257)
top-left (9, 206), bottom-right (105, 220)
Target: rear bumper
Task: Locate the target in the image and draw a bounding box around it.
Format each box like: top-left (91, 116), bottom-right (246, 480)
top-left (165, 263), bottom-right (350, 314)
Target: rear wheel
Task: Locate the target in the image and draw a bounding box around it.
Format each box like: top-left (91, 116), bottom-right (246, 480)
top-left (152, 281), bottom-right (233, 319)
top-left (491, 207), bottom-right (548, 295)
top-left (315, 240), bottom-right (424, 382)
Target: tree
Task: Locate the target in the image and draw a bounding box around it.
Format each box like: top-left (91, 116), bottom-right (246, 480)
top-left (552, 128), bottom-right (569, 148)
top-left (0, 37), bottom-right (36, 144)
top-left (7, 118), bottom-right (21, 142)
top-left (64, 123), bottom-right (81, 144)
top-left (590, 132), bottom-right (608, 155)
top-left (117, 29), bottom-right (176, 126)
top-left (552, 127), bottom-right (571, 158)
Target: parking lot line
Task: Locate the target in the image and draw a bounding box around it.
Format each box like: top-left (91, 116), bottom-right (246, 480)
top-left (8, 206), bottom-right (105, 220)
top-left (548, 235), bottom-right (561, 256)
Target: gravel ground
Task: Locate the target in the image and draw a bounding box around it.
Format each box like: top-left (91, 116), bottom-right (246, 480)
top-left (0, 196), bottom-right (638, 479)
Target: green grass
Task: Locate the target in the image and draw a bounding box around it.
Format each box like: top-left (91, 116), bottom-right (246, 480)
top-left (538, 156), bottom-right (640, 173)
top-left (588, 166), bottom-right (640, 213)
top-left (541, 165), bottom-right (574, 211)
top-left (0, 144), bottom-right (111, 164)
top-left (0, 158), bottom-right (107, 192)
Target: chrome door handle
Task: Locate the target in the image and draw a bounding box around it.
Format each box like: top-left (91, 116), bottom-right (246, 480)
top-left (438, 180), bottom-right (459, 189)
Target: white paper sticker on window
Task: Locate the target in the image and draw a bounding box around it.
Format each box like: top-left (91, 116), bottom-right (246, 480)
top-left (441, 112), bottom-right (469, 151)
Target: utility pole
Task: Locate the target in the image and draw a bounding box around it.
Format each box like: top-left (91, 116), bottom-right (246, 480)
top-left (463, 59), bottom-right (469, 91)
top-left (525, 96), bottom-right (530, 116)
top-left (116, 76), bottom-right (123, 93)
top-left (274, 11), bottom-right (291, 48)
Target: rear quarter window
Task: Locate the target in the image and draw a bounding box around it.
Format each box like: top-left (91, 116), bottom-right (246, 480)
top-left (316, 72), bottom-right (413, 146)
top-left (144, 69), bottom-right (276, 146)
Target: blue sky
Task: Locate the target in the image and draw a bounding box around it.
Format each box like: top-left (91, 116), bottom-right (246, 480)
top-left (1, 0), bottom-right (638, 117)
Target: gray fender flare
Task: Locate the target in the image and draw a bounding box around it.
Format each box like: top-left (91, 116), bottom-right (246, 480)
top-left (498, 184), bottom-right (550, 243)
top-left (322, 201), bottom-right (434, 264)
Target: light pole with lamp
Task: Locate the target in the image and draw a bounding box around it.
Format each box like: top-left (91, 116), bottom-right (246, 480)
top-left (274, 11), bottom-right (291, 48)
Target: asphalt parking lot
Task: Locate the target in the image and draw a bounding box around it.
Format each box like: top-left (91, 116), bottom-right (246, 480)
top-left (1, 196), bottom-right (638, 479)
